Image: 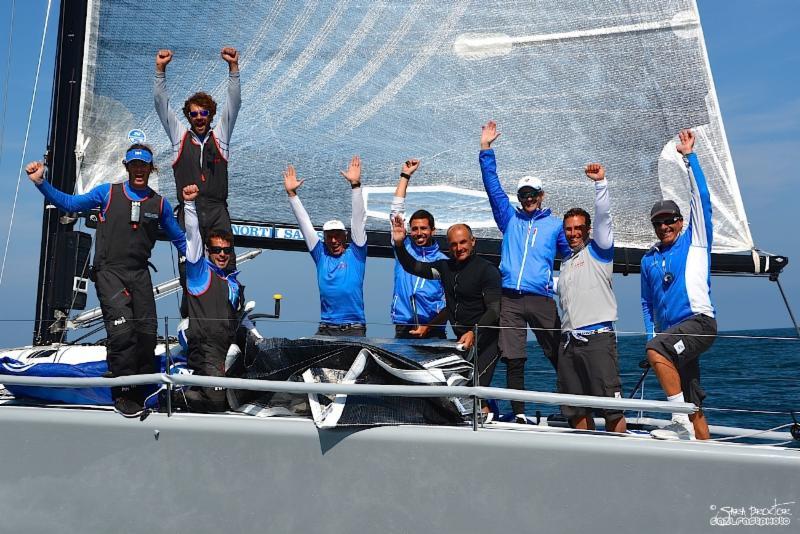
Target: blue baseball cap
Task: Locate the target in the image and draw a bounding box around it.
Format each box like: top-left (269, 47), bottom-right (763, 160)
top-left (124, 148), bottom-right (153, 164)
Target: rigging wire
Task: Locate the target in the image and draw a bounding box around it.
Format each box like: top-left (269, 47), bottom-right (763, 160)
top-left (0, 0), bottom-right (53, 287)
top-left (0, 0), bottom-right (17, 169)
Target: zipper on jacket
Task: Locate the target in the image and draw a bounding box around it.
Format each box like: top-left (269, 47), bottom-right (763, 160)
top-left (516, 220), bottom-right (533, 290)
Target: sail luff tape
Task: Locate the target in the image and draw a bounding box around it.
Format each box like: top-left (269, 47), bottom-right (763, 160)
top-left (453, 16), bottom-right (699, 59)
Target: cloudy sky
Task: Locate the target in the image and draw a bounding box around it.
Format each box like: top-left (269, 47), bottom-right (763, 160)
top-left (0, 0), bottom-right (796, 346)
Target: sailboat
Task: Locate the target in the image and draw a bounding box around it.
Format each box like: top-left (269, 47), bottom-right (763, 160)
top-left (0, 1), bottom-right (798, 532)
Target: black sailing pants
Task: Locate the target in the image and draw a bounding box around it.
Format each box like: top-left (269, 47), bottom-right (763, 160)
top-left (185, 331), bottom-right (230, 412)
top-left (95, 267), bottom-right (157, 401)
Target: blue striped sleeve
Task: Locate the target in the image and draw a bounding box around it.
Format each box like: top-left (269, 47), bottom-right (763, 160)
top-left (36, 181), bottom-right (109, 213)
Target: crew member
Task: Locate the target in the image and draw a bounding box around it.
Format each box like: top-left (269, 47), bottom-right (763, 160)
top-left (479, 120), bottom-right (571, 422)
top-left (181, 184), bottom-right (244, 412)
top-left (641, 129), bottom-right (717, 441)
top-left (284, 157), bottom-right (368, 336)
top-left (392, 216), bottom-right (502, 396)
top-left (389, 159), bottom-right (447, 339)
top-left (26, 145), bottom-right (186, 417)
top-left (154, 47), bottom-right (241, 268)
top-left (556, 163), bottom-right (626, 433)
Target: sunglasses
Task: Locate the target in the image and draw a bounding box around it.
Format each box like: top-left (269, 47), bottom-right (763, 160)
top-left (652, 216), bottom-right (682, 227)
top-left (189, 110), bottom-right (210, 118)
top-left (517, 190), bottom-right (541, 201)
top-left (208, 246), bottom-right (233, 254)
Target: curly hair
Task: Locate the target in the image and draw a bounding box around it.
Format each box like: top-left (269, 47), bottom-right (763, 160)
top-left (182, 92), bottom-right (217, 122)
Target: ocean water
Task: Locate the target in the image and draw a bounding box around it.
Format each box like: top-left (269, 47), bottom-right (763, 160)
top-left (489, 328), bottom-right (800, 433)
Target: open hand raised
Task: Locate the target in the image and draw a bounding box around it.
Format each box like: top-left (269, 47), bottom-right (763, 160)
top-left (283, 164), bottom-right (304, 197)
top-left (480, 120), bottom-right (500, 150)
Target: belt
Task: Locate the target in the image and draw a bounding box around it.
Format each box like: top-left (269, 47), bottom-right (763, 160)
top-left (562, 326), bottom-right (614, 346)
top-left (319, 322), bottom-right (365, 330)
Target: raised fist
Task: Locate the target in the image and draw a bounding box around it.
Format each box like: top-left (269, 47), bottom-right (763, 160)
top-left (156, 49), bottom-right (173, 72)
top-left (401, 159), bottom-right (420, 177)
top-left (182, 184), bottom-right (200, 202)
top-left (584, 163), bottom-right (605, 182)
top-left (221, 47), bottom-right (239, 68)
top-left (25, 161), bottom-right (45, 185)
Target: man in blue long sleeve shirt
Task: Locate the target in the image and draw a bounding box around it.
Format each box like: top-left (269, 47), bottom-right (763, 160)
top-left (641, 129), bottom-right (717, 441)
top-left (479, 120), bottom-right (572, 421)
top-left (26, 145), bottom-right (186, 417)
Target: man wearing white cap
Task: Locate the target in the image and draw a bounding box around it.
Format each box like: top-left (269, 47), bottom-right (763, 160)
top-left (26, 144), bottom-right (186, 417)
top-left (479, 121), bottom-right (572, 422)
top-left (283, 156), bottom-right (368, 336)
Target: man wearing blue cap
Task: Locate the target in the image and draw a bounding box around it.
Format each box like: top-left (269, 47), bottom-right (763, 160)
top-left (479, 120), bottom-right (572, 422)
top-left (26, 144), bottom-right (186, 417)
top-left (283, 156), bottom-right (368, 337)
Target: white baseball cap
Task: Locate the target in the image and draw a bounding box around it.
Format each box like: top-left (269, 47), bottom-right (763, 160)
top-left (322, 219), bottom-right (346, 232)
top-left (517, 175), bottom-right (543, 193)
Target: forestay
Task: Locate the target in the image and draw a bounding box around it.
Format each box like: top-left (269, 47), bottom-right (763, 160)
top-left (75, 0), bottom-right (752, 253)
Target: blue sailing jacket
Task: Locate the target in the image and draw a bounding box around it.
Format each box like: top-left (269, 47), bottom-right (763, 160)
top-left (640, 152), bottom-right (715, 337)
top-left (479, 149), bottom-right (571, 296)
top-left (311, 241), bottom-right (367, 325)
top-left (392, 237), bottom-right (448, 325)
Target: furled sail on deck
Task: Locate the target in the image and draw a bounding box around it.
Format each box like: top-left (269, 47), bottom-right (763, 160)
top-left (75, 0), bottom-right (753, 253)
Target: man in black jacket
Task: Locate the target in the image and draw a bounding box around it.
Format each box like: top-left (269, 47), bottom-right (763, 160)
top-left (391, 215), bottom-right (501, 389)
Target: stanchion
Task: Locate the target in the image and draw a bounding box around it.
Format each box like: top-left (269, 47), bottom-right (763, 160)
top-left (472, 324), bottom-right (479, 431)
top-left (163, 315), bottom-right (172, 416)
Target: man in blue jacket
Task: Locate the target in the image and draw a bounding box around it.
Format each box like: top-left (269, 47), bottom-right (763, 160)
top-left (389, 159), bottom-right (448, 338)
top-left (26, 145), bottom-right (186, 417)
top-left (641, 129), bottom-right (717, 441)
top-left (479, 120), bottom-right (571, 421)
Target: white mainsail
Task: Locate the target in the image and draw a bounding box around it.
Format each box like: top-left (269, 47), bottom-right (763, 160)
top-left (75, 0), bottom-right (752, 253)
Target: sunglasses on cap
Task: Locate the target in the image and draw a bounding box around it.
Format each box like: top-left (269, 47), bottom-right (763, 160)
top-left (208, 245), bottom-right (233, 254)
top-left (651, 216), bottom-right (683, 227)
top-left (189, 110), bottom-right (210, 118)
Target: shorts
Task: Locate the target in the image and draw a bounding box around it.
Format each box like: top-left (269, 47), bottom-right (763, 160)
top-left (646, 314), bottom-right (717, 407)
top-left (557, 331), bottom-right (623, 420)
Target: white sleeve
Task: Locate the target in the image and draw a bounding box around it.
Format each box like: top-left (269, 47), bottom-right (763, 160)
top-left (288, 195), bottom-right (320, 251)
top-left (154, 73), bottom-right (185, 150)
top-left (184, 201), bottom-right (204, 263)
top-left (592, 179), bottom-right (613, 250)
top-left (351, 187), bottom-right (367, 247)
top-left (389, 195), bottom-right (405, 244)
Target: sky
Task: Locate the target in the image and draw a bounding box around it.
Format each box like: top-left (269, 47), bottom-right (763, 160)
top-left (0, 0), bottom-right (797, 347)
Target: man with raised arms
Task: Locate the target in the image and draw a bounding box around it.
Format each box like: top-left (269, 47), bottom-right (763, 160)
top-left (26, 145), bottom-right (186, 417)
top-left (284, 156), bottom-right (368, 337)
top-left (154, 47), bottom-right (241, 268)
top-left (389, 159), bottom-right (448, 339)
top-left (641, 129), bottom-right (717, 441)
top-left (391, 217), bottom-right (502, 394)
top-left (479, 120), bottom-right (572, 422)
top-left (556, 163), bottom-right (626, 433)
top-left (181, 184), bottom-right (244, 412)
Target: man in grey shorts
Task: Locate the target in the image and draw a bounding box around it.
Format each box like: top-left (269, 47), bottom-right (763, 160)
top-left (641, 129), bottom-right (717, 440)
top-left (556, 163), bottom-right (626, 433)
top-left (479, 120), bottom-right (571, 422)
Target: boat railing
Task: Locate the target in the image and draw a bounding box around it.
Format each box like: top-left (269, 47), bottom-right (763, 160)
top-left (0, 372), bottom-right (695, 416)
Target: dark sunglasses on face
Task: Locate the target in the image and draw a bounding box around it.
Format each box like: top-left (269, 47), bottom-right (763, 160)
top-left (208, 246), bottom-right (233, 254)
top-left (189, 110), bottom-right (210, 118)
top-left (517, 190), bottom-right (541, 201)
top-left (652, 216), bottom-right (683, 227)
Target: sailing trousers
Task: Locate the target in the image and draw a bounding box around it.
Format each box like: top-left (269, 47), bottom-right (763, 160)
top-left (95, 267), bottom-right (157, 401)
top-left (185, 336), bottom-right (230, 412)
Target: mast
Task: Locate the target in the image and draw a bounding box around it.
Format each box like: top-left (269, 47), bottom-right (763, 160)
top-left (33, 0), bottom-right (89, 345)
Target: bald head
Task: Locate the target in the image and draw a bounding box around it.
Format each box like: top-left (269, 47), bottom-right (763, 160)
top-left (446, 224), bottom-right (476, 262)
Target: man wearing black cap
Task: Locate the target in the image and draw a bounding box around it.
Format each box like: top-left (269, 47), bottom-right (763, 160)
top-left (26, 145), bottom-right (186, 417)
top-left (283, 156), bottom-right (368, 336)
top-left (641, 129), bottom-right (717, 440)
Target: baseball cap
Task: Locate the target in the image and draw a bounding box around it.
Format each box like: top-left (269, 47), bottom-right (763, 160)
top-left (124, 148), bottom-right (153, 164)
top-left (322, 219), bottom-right (346, 232)
top-left (650, 200), bottom-right (682, 221)
top-left (517, 175), bottom-right (543, 193)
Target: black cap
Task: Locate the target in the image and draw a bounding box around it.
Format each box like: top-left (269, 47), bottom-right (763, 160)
top-left (650, 200), bottom-right (682, 221)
